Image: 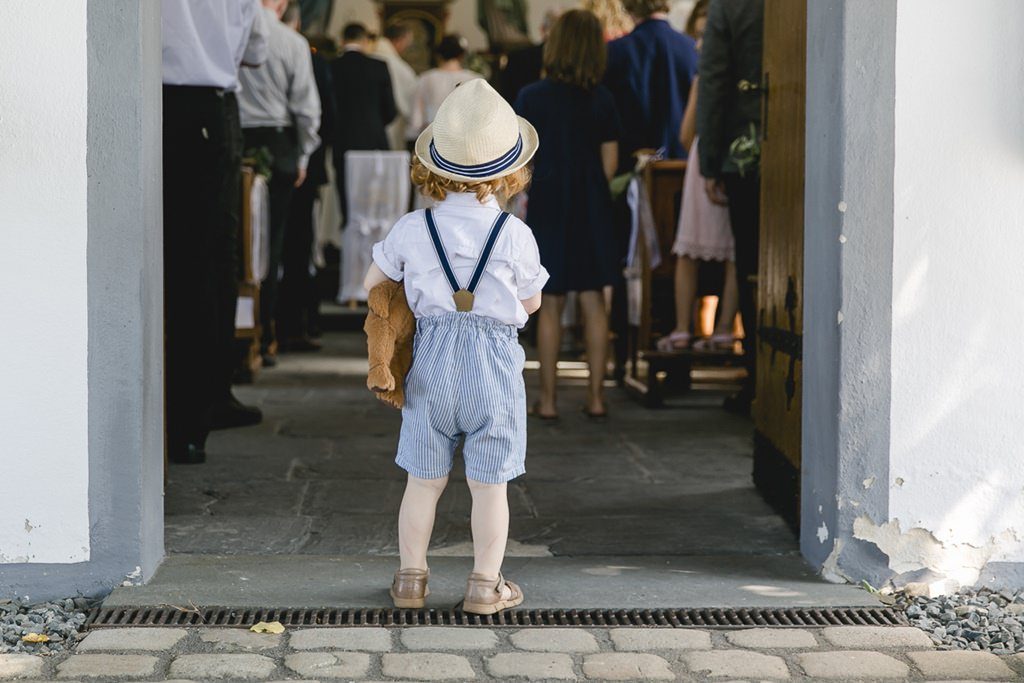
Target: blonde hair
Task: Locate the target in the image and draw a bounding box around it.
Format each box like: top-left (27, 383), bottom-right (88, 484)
top-left (581, 0), bottom-right (634, 39)
top-left (411, 156), bottom-right (532, 204)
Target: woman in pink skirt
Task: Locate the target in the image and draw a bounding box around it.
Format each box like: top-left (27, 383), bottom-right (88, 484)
top-left (658, 0), bottom-right (738, 352)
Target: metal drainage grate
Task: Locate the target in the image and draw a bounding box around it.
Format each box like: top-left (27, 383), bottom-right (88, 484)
top-left (85, 606), bottom-right (906, 629)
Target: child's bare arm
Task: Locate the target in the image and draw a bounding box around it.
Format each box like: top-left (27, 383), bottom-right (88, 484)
top-left (364, 263), bottom-right (394, 292)
top-left (521, 292), bottom-right (542, 315)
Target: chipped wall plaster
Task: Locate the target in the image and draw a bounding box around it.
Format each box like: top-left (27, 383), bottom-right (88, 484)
top-left (853, 515), bottom-right (1021, 589)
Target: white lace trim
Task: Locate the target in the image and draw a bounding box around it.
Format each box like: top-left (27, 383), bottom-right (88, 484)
top-left (671, 240), bottom-right (735, 262)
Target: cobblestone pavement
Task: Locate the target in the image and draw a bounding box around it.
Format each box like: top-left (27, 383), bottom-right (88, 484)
top-left (3, 625), bottom-right (1024, 681)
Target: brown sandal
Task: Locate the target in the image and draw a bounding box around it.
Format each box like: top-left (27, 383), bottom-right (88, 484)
top-left (390, 568), bottom-right (430, 609)
top-left (462, 572), bottom-right (524, 615)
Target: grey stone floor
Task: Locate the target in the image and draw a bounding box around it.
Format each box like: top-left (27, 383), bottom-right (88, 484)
top-left (165, 332), bottom-right (792, 559)
top-left (127, 330), bottom-right (879, 610)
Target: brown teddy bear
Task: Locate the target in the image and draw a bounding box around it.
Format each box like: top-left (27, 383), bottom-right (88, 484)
top-left (364, 279), bottom-right (416, 409)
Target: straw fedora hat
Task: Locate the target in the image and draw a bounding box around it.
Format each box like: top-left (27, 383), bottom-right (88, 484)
top-left (414, 79), bottom-right (539, 183)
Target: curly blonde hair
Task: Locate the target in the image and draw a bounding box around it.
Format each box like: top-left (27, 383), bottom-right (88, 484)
top-left (582, 0), bottom-right (635, 38)
top-left (411, 156), bottom-right (532, 204)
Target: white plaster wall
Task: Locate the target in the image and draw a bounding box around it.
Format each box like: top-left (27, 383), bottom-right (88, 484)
top-left (888, 0), bottom-right (1024, 578)
top-left (0, 1), bottom-right (91, 563)
top-left (330, 0), bottom-right (695, 49)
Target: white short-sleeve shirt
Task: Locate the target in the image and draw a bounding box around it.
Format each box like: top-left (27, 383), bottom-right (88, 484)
top-left (372, 193), bottom-right (549, 328)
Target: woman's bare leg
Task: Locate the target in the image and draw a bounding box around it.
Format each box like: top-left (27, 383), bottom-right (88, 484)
top-left (536, 293), bottom-right (566, 417)
top-left (397, 474), bottom-right (448, 571)
top-left (578, 290), bottom-right (608, 415)
top-left (671, 256), bottom-right (699, 334)
top-left (714, 260), bottom-right (740, 336)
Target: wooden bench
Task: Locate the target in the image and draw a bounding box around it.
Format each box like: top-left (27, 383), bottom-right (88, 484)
top-left (234, 166), bottom-right (262, 383)
top-left (626, 347), bottom-right (743, 408)
top-left (620, 155), bottom-right (747, 407)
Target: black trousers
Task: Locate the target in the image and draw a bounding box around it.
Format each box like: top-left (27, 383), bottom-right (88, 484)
top-left (723, 172), bottom-right (760, 394)
top-left (279, 178), bottom-right (319, 341)
top-left (333, 147), bottom-right (351, 223)
top-left (242, 127), bottom-right (299, 352)
top-left (163, 86), bottom-right (239, 448)
top-left (219, 94), bottom-right (244, 399)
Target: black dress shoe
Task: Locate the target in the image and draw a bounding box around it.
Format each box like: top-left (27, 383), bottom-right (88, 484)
top-left (261, 352), bottom-right (278, 368)
top-left (207, 396), bottom-right (263, 430)
top-left (168, 442), bottom-right (206, 465)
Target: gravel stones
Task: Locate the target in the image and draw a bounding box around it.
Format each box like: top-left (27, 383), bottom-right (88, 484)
top-left (900, 586), bottom-right (1024, 654)
top-left (0, 598), bottom-right (91, 656)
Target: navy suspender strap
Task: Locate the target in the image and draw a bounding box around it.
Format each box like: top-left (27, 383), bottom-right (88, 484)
top-left (424, 208), bottom-right (461, 294)
top-left (424, 208), bottom-right (511, 295)
top-left (467, 212), bottom-right (511, 293)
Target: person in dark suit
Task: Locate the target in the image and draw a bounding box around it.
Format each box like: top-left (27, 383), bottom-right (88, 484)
top-left (499, 42), bottom-right (543, 105)
top-left (499, 11), bottom-right (558, 105)
top-left (279, 27), bottom-right (338, 352)
top-left (603, 0), bottom-right (699, 171)
top-left (697, 0), bottom-right (764, 413)
top-left (330, 22), bottom-right (397, 219)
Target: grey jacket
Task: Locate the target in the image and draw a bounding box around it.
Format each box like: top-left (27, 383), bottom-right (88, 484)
top-left (696, 0), bottom-right (764, 178)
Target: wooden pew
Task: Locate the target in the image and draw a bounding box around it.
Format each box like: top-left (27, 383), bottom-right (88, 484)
top-left (234, 166), bottom-right (262, 383)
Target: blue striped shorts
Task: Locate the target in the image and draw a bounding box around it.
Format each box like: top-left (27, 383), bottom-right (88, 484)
top-left (396, 312), bottom-right (527, 484)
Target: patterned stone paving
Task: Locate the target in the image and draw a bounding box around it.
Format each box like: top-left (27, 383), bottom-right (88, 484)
top-left (1, 625), bottom-right (1023, 681)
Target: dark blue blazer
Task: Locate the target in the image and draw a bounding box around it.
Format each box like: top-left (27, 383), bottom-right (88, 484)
top-left (604, 19), bottom-right (699, 172)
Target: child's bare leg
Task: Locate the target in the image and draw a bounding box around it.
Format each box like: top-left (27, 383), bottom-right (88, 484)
top-left (398, 474), bottom-right (448, 570)
top-left (468, 478), bottom-right (513, 598)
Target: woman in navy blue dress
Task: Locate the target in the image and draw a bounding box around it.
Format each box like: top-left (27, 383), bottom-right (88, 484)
top-left (514, 9), bottom-right (621, 419)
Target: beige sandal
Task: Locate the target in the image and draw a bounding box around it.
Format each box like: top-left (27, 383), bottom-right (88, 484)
top-left (462, 572), bottom-right (524, 615)
top-left (390, 568), bottom-right (430, 609)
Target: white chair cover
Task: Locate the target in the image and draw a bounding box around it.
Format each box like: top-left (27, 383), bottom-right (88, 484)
top-left (625, 175), bottom-right (660, 327)
top-left (250, 173), bottom-right (270, 282)
top-left (338, 150), bottom-right (411, 302)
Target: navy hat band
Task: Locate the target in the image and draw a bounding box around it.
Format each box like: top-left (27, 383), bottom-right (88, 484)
top-left (428, 134), bottom-right (524, 178)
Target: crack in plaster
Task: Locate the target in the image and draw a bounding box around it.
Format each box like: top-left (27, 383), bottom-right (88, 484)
top-left (852, 515), bottom-right (1019, 589)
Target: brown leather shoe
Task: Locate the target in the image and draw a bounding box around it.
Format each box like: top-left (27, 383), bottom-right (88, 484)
top-left (462, 572), bottom-right (524, 615)
top-left (390, 568), bottom-right (430, 608)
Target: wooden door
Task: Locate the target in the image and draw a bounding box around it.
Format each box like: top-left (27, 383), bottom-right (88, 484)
top-left (753, 0), bottom-right (806, 528)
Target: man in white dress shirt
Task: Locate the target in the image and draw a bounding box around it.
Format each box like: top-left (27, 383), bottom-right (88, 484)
top-left (162, 0), bottom-right (269, 464)
top-left (374, 22), bottom-right (418, 151)
top-left (237, 0), bottom-right (322, 366)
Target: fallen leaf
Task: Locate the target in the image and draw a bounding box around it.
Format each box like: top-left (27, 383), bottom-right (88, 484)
top-left (250, 621), bottom-right (284, 634)
top-left (22, 633), bottom-right (50, 643)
